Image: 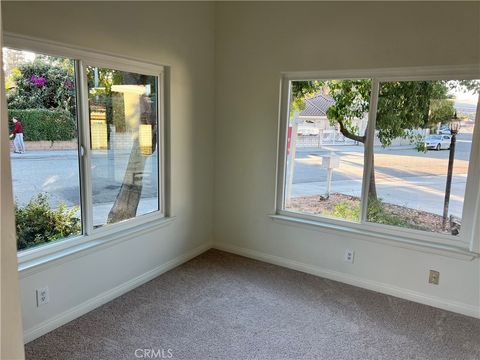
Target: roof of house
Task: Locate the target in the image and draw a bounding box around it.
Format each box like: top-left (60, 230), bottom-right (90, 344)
top-left (299, 93), bottom-right (335, 117)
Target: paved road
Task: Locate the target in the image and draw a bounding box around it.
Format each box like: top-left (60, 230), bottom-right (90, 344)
top-left (288, 132), bottom-right (473, 217)
top-left (11, 149), bottom-right (158, 226)
top-left (10, 132), bottom-right (474, 222)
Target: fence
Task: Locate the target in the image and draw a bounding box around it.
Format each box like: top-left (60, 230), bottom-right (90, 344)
top-left (295, 124), bottom-right (430, 149)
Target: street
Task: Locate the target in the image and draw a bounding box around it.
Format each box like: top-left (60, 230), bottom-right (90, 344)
top-left (11, 149), bottom-right (158, 226)
top-left (10, 132), bottom-right (473, 223)
top-left (289, 132), bottom-right (473, 217)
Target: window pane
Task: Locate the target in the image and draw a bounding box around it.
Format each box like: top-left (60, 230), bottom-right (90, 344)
top-left (367, 80), bottom-right (479, 236)
top-left (87, 66), bottom-right (159, 228)
top-left (284, 80), bottom-right (371, 222)
top-left (3, 47), bottom-right (82, 251)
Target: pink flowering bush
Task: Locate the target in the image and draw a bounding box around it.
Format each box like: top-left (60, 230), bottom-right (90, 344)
top-left (7, 56), bottom-right (76, 114)
top-left (29, 75), bottom-right (47, 87)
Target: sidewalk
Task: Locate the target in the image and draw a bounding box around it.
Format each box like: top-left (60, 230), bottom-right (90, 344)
top-left (10, 148), bottom-right (135, 160)
top-left (291, 174), bottom-right (467, 217)
top-left (295, 144), bottom-right (417, 154)
top-left (9, 140), bottom-right (77, 152)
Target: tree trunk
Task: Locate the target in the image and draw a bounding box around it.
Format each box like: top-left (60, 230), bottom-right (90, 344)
top-left (107, 137), bottom-right (146, 223)
top-left (338, 119), bottom-right (378, 201)
top-left (106, 78), bottom-right (155, 224)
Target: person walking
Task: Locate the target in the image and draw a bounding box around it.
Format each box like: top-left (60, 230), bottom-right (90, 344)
top-left (10, 117), bottom-right (25, 153)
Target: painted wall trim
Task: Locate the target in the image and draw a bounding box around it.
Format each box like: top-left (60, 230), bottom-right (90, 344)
top-left (281, 64), bottom-right (480, 82)
top-left (23, 242), bottom-right (211, 344)
top-left (21, 239), bottom-right (479, 344)
top-left (3, 32), bottom-right (165, 75)
top-left (212, 242), bottom-right (480, 319)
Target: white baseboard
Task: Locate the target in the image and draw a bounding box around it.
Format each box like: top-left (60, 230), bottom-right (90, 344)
top-left (24, 240), bottom-right (478, 344)
top-left (23, 242), bottom-right (211, 343)
top-left (213, 242), bottom-right (480, 319)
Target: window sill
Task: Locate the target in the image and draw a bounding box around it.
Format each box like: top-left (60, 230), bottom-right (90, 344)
top-left (269, 214), bottom-right (479, 261)
top-left (18, 216), bottom-right (176, 278)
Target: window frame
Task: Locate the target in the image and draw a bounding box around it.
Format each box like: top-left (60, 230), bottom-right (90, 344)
top-left (4, 33), bottom-right (170, 266)
top-left (275, 66), bottom-right (480, 253)
top-left (80, 60), bottom-right (165, 235)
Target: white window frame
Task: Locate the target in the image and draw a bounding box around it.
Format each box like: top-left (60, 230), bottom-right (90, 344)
top-left (4, 33), bottom-right (172, 267)
top-left (275, 65), bottom-right (480, 254)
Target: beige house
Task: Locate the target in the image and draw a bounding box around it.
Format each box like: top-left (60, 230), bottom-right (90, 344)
top-left (295, 92), bottom-right (368, 147)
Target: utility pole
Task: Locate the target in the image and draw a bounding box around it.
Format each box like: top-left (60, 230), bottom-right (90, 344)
top-left (442, 115), bottom-right (459, 231)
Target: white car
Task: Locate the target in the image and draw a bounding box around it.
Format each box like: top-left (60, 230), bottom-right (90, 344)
top-left (425, 134), bottom-right (451, 150)
top-left (438, 127), bottom-right (451, 135)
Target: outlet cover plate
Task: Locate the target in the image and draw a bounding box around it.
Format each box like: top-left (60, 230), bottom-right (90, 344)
top-left (36, 287), bottom-right (49, 307)
top-left (344, 249), bottom-right (354, 264)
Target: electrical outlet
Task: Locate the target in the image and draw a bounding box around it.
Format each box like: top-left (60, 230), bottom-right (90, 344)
top-left (429, 270), bottom-right (440, 285)
top-left (36, 287), bottom-right (49, 307)
top-left (344, 249), bottom-right (354, 263)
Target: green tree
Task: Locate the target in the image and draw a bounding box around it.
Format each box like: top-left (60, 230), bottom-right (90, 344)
top-left (291, 79), bottom-right (458, 199)
top-left (428, 99), bottom-right (456, 128)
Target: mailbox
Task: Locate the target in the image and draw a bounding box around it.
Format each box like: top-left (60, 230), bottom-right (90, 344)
top-left (322, 154), bottom-right (340, 169)
top-left (321, 153), bottom-right (339, 197)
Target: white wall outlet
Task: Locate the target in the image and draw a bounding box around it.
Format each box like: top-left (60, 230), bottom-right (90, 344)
top-left (36, 287), bottom-right (49, 307)
top-left (344, 249), bottom-right (354, 263)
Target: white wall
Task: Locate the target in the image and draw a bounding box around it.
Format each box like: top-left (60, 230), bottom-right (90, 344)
top-left (0, 4), bottom-right (25, 357)
top-left (2, 2), bottom-right (480, 348)
top-left (2, 1), bottom-right (215, 341)
top-left (213, 2), bottom-right (480, 317)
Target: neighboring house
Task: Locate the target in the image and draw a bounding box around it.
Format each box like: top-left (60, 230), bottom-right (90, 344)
top-left (294, 92), bottom-right (428, 148)
top-left (294, 92), bottom-right (367, 146)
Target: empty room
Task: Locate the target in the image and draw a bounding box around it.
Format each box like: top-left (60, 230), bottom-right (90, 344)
top-left (1, 1), bottom-right (479, 359)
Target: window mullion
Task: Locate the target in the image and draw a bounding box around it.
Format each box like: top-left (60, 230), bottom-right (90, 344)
top-left (460, 93), bottom-right (480, 252)
top-left (77, 60), bottom-right (94, 235)
top-left (158, 73), bottom-right (167, 217)
top-left (277, 76), bottom-right (291, 212)
top-left (359, 79), bottom-right (380, 223)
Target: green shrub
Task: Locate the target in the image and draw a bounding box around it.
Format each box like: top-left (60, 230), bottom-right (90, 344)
top-left (8, 109), bottom-right (77, 142)
top-left (15, 194), bottom-right (81, 251)
top-left (366, 197), bottom-right (409, 227)
top-left (326, 201), bottom-right (360, 221)
top-left (327, 197), bottom-right (410, 228)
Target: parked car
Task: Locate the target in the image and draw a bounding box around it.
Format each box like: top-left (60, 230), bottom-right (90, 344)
top-left (438, 126), bottom-right (451, 135)
top-left (424, 134), bottom-right (451, 150)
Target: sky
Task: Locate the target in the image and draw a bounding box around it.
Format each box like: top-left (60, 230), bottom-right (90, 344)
top-left (452, 88), bottom-right (478, 105)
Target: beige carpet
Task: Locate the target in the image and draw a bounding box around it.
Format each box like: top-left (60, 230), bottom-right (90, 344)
top-left (26, 249), bottom-right (480, 360)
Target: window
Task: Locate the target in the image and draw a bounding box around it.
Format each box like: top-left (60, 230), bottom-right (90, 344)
top-left (284, 79), bottom-right (371, 222)
top-left (87, 66), bottom-right (159, 228)
top-left (367, 80), bottom-right (474, 236)
top-left (4, 42), bottom-right (165, 255)
top-left (277, 71), bottom-right (480, 248)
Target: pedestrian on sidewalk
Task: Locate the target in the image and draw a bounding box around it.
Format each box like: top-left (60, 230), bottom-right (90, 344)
top-left (10, 117), bottom-right (26, 153)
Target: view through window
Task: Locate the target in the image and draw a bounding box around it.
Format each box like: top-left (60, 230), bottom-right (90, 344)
top-left (285, 80), bottom-right (371, 222)
top-left (367, 80), bottom-right (477, 235)
top-left (87, 66), bottom-right (159, 228)
top-left (4, 47), bottom-right (82, 251)
top-left (283, 78), bottom-right (479, 237)
top-left (4, 46), bottom-right (162, 252)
